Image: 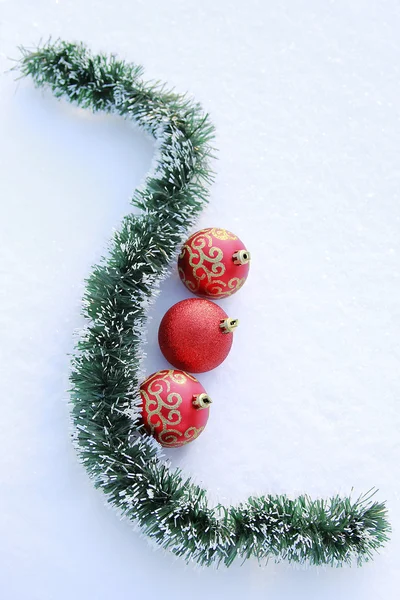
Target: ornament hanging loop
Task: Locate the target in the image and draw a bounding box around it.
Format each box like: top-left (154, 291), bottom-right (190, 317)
top-left (232, 249), bottom-right (251, 265)
top-left (192, 393), bottom-right (213, 409)
top-left (220, 317), bottom-right (239, 333)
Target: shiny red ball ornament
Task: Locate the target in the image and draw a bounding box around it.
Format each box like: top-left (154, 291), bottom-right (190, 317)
top-left (158, 298), bottom-right (238, 373)
top-left (140, 369), bottom-right (212, 447)
top-left (178, 227), bottom-right (251, 298)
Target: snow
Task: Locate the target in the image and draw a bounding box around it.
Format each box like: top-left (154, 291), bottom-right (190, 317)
top-left (0, 1), bottom-right (399, 598)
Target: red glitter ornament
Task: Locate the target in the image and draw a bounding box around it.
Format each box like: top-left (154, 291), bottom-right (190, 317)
top-left (158, 298), bottom-right (238, 373)
top-left (140, 369), bottom-right (212, 447)
top-left (178, 227), bottom-right (251, 298)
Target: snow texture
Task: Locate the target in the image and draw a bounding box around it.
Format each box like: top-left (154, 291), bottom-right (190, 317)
top-left (0, 1), bottom-right (399, 598)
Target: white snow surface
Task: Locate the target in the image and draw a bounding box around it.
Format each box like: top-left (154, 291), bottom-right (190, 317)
top-left (1, 1), bottom-right (399, 599)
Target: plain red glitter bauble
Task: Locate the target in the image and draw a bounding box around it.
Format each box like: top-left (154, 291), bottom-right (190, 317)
top-left (178, 228), bottom-right (250, 299)
top-left (158, 298), bottom-right (238, 373)
top-left (140, 369), bottom-right (211, 447)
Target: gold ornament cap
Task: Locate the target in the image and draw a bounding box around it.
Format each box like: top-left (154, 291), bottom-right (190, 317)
top-left (232, 249), bottom-right (251, 265)
top-left (192, 393), bottom-right (213, 410)
top-left (220, 317), bottom-right (239, 333)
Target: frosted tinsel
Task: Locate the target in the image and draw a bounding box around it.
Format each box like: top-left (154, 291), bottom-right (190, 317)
top-left (16, 39), bottom-right (390, 567)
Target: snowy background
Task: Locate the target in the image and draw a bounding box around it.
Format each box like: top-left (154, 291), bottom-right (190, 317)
top-left (1, 1), bottom-right (399, 598)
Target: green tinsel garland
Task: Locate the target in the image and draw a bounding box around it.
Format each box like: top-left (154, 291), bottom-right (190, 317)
top-left (18, 40), bottom-right (390, 567)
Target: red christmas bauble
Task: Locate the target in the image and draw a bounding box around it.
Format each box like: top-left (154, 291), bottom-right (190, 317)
top-left (178, 227), bottom-right (251, 298)
top-left (158, 298), bottom-right (238, 373)
top-left (140, 369), bottom-right (211, 447)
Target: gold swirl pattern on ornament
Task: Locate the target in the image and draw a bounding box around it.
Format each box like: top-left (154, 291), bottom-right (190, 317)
top-left (179, 229), bottom-right (243, 298)
top-left (159, 425), bottom-right (205, 448)
top-left (208, 228), bottom-right (237, 241)
top-left (169, 370), bottom-right (197, 384)
top-left (142, 370), bottom-right (201, 447)
top-left (144, 371), bottom-right (182, 433)
top-left (183, 426), bottom-right (205, 440)
top-left (204, 276), bottom-right (246, 298)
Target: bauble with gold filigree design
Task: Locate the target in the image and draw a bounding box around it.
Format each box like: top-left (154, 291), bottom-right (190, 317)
top-left (139, 369), bottom-right (212, 447)
top-left (178, 227), bottom-right (251, 298)
top-left (158, 298), bottom-right (238, 373)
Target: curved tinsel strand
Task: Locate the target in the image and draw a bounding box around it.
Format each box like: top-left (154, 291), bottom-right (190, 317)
top-left (17, 40), bottom-right (390, 567)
